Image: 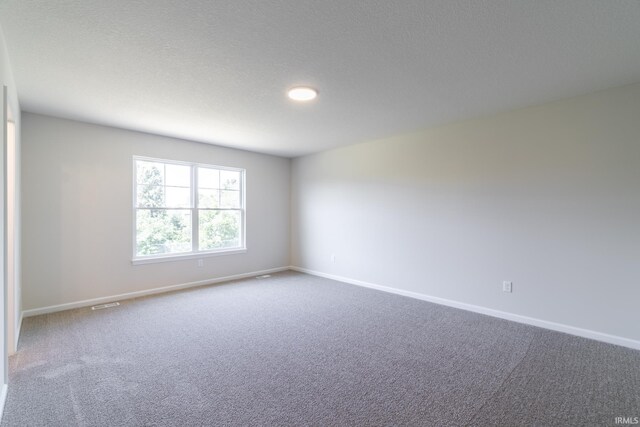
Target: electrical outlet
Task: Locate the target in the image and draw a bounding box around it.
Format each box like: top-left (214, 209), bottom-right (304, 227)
top-left (197, 259), bottom-right (204, 268)
top-left (502, 281), bottom-right (513, 293)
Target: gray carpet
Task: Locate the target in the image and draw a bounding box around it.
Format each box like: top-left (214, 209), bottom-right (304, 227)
top-left (2, 271), bottom-right (639, 426)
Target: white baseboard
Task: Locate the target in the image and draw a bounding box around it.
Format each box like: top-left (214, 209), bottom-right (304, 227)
top-left (291, 266), bottom-right (640, 351)
top-left (22, 267), bottom-right (290, 318)
top-left (0, 383), bottom-right (7, 423)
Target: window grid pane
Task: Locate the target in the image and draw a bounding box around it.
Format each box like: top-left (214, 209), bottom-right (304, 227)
top-left (198, 167), bottom-right (220, 189)
top-left (220, 170), bottom-right (240, 190)
top-left (136, 185), bottom-right (164, 208)
top-left (165, 186), bottom-right (191, 208)
top-left (198, 209), bottom-right (242, 251)
top-left (165, 164), bottom-right (190, 187)
top-left (136, 161), bottom-right (165, 185)
top-left (136, 209), bottom-right (192, 256)
top-left (198, 188), bottom-right (220, 209)
top-left (220, 190), bottom-right (240, 208)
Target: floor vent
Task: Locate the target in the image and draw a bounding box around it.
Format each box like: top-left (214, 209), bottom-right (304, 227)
top-left (91, 302), bottom-right (120, 310)
top-left (255, 275), bottom-right (271, 279)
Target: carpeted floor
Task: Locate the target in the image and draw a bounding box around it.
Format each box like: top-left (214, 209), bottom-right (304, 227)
top-left (2, 271), bottom-right (639, 426)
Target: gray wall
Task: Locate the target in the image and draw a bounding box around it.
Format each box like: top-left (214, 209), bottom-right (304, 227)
top-left (22, 113), bottom-right (290, 310)
top-left (291, 83), bottom-right (640, 342)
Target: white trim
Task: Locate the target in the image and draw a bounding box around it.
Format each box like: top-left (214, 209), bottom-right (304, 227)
top-left (0, 383), bottom-right (7, 423)
top-left (23, 267), bottom-right (289, 318)
top-left (15, 311), bottom-right (22, 348)
top-left (2, 86), bottom-right (9, 390)
top-left (132, 155), bottom-right (246, 262)
top-left (291, 266), bottom-right (640, 351)
top-left (131, 248), bottom-right (247, 265)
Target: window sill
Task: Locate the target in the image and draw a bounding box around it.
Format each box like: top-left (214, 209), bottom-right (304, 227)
top-left (132, 248), bottom-right (247, 265)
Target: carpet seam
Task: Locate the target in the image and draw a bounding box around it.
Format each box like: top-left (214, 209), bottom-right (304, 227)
top-left (463, 330), bottom-right (538, 427)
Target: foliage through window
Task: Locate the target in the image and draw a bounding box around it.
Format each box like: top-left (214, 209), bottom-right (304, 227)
top-left (134, 157), bottom-right (244, 259)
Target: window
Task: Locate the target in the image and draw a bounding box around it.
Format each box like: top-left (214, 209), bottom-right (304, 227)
top-left (133, 157), bottom-right (245, 262)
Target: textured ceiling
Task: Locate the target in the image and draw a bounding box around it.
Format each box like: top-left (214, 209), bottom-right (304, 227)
top-left (1, 1), bottom-right (639, 157)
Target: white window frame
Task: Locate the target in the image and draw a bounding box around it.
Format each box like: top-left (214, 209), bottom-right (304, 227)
top-left (132, 156), bottom-right (246, 265)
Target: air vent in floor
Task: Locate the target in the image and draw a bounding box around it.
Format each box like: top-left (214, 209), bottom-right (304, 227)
top-left (91, 302), bottom-right (120, 310)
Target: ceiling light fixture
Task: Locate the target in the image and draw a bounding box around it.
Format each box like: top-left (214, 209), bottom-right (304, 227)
top-left (287, 86), bottom-right (318, 102)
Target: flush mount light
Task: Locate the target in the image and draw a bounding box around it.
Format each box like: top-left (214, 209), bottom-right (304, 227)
top-left (287, 86), bottom-right (318, 102)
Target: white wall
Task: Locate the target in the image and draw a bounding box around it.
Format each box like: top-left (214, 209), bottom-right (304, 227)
top-left (292, 83), bottom-right (640, 343)
top-left (22, 113), bottom-right (290, 311)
